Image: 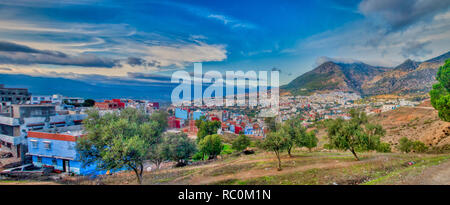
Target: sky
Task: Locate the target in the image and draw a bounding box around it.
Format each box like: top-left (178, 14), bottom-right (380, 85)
top-left (0, 0), bottom-right (449, 86)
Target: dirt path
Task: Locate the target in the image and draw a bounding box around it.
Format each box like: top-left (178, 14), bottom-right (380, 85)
top-left (186, 156), bottom-right (384, 185)
top-left (402, 160), bottom-right (450, 185)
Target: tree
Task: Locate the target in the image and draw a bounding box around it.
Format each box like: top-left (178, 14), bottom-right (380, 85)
top-left (150, 110), bottom-right (169, 132)
top-left (261, 131), bottom-right (289, 171)
top-left (195, 116), bottom-right (221, 143)
top-left (430, 59), bottom-right (450, 122)
top-left (82, 99), bottom-right (95, 107)
top-left (264, 117), bottom-right (277, 132)
top-left (326, 109), bottom-right (386, 161)
top-left (162, 132), bottom-right (197, 166)
top-left (303, 131), bottom-right (318, 152)
top-left (77, 108), bottom-right (164, 184)
top-left (198, 134), bottom-right (223, 160)
top-left (232, 134), bottom-right (251, 152)
top-left (281, 118), bottom-right (306, 157)
top-left (147, 143), bottom-right (166, 170)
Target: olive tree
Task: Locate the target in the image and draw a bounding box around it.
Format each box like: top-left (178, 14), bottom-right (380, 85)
top-left (77, 108), bottom-right (164, 184)
top-left (162, 132), bottom-right (197, 166)
top-left (281, 118), bottom-right (307, 157)
top-left (261, 130), bottom-right (289, 171)
top-left (198, 134), bottom-right (223, 160)
top-left (326, 109), bottom-right (386, 161)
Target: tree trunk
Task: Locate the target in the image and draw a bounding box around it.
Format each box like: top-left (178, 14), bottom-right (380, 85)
top-left (350, 148), bottom-right (359, 161)
top-left (288, 147), bottom-right (292, 157)
top-left (132, 167), bottom-right (143, 184)
top-left (276, 151), bottom-right (282, 171)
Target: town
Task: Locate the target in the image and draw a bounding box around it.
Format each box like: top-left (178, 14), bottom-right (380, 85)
top-left (0, 83), bottom-right (425, 180)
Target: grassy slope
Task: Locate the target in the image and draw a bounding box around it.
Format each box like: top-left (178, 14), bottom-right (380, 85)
top-left (79, 149), bottom-right (450, 185)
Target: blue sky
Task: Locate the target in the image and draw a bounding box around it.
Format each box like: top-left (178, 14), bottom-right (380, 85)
top-left (0, 0), bottom-right (449, 86)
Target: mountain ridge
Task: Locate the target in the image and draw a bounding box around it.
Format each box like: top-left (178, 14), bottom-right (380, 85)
top-left (281, 51), bottom-right (450, 96)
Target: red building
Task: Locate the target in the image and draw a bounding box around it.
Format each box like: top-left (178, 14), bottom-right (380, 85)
top-left (168, 117), bottom-right (181, 129)
top-left (94, 99), bottom-right (125, 110)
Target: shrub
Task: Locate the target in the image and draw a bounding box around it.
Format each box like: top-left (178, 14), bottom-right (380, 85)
top-left (232, 134), bottom-right (251, 152)
top-left (412, 141), bottom-right (428, 153)
top-left (376, 142), bottom-right (391, 153)
top-left (198, 134), bottom-right (224, 160)
top-left (397, 137), bottom-right (428, 153)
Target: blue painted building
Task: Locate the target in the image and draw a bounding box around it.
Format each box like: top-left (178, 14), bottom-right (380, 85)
top-left (193, 110), bottom-right (204, 120)
top-left (27, 130), bottom-right (107, 175)
top-left (244, 126), bottom-right (254, 135)
top-left (175, 108), bottom-right (188, 120)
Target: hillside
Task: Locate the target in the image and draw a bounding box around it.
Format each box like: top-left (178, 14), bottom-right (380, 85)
top-left (368, 100), bottom-right (450, 150)
top-left (282, 51), bottom-right (450, 96)
top-left (59, 151), bottom-right (450, 185)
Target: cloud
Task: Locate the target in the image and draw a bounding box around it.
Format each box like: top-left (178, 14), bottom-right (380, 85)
top-left (401, 40), bottom-right (432, 58)
top-left (126, 57), bottom-right (162, 68)
top-left (358, 0), bottom-right (450, 30)
top-left (0, 41), bottom-right (120, 68)
top-left (315, 56), bottom-right (362, 66)
top-left (127, 72), bottom-right (172, 82)
top-left (208, 14), bottom-right (257, 29)
top-left (0, 67), bottom-right (12, 71)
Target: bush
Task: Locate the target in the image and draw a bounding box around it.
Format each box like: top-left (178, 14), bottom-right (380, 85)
top-left (198, 134), bottom-right (224, 160)
top-left (232, 134), bottom-right (251, 152)
top-left (376, 142), bottom-right (391, 153)
top-left (397, 137), bottom-right (428, 153)
top-left (398, 137), bottom-right (413, 153)
top-left (220, 144), bottom-right (234, 155)
top-left (412, 141), bottom-right (428, 153)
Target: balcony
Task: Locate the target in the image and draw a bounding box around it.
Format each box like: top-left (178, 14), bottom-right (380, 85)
top-left (0, 116), bottom-right (20, 126)
top-left (0, 134), bottom-right (25, 145)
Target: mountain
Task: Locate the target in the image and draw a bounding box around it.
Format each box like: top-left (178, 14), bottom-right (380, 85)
top-left (282, 51), bottom-right (450, 96)
top-left (0, 74), bottom-right (176, 101)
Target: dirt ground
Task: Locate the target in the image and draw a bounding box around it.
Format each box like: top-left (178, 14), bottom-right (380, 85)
top-left (394, 159), bottom-right (450, 185)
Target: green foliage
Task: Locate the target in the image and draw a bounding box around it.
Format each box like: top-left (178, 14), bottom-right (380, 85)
top-left (77, 108), bottom-right (163, 184)
top-left (161, 132), bottom-right (197, 164)
top-left (195, 116), bottom-right (221, 143)
top-left (412, 141), bottom-right (428, 153)
top-left (192, 151), bottom-right (206, 161)
top-left (150, 110), bottom-right (169, 131)
top-left (264, 117), bottom-right (277, 132)
top-left (398, 137), bottom-right (428, 153)
top-left (430, 59), bottom-right (450, 122)
top-left (261, 131), bottom-right (289, 170)
top-left (281, 118), bottom-right (305, 156)
top-left (376, 142), bottom-right (391, 153)
top-left (198, 134), bottom-right (224, 159)
top-left (232, 134), bottom-right (251, 152)
top-left (303, 131), bottom-right (318, 152)
top-left (220, 144), bottom-right (234, 155)
top-left (326, 109), bottom-right (386, 160)
top-left (398, 137), bottom-right (413, 153)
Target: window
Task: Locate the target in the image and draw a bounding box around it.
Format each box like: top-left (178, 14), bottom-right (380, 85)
top-left (37, 157), bottom-right (42, 163)
top-left (52, 159), bottom-right (57, 165)
top-left (43, 141), bottom-right (52, 150)
top-left (31, 140), bottom-right (38, 149)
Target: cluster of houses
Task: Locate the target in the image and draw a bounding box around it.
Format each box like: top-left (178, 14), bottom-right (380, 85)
top-left (168, 107), bottom-right (267, 138)
top-left (0, 84), bottom-right (423, 177)
top-left (0, 84), bottom-right (161, 176)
